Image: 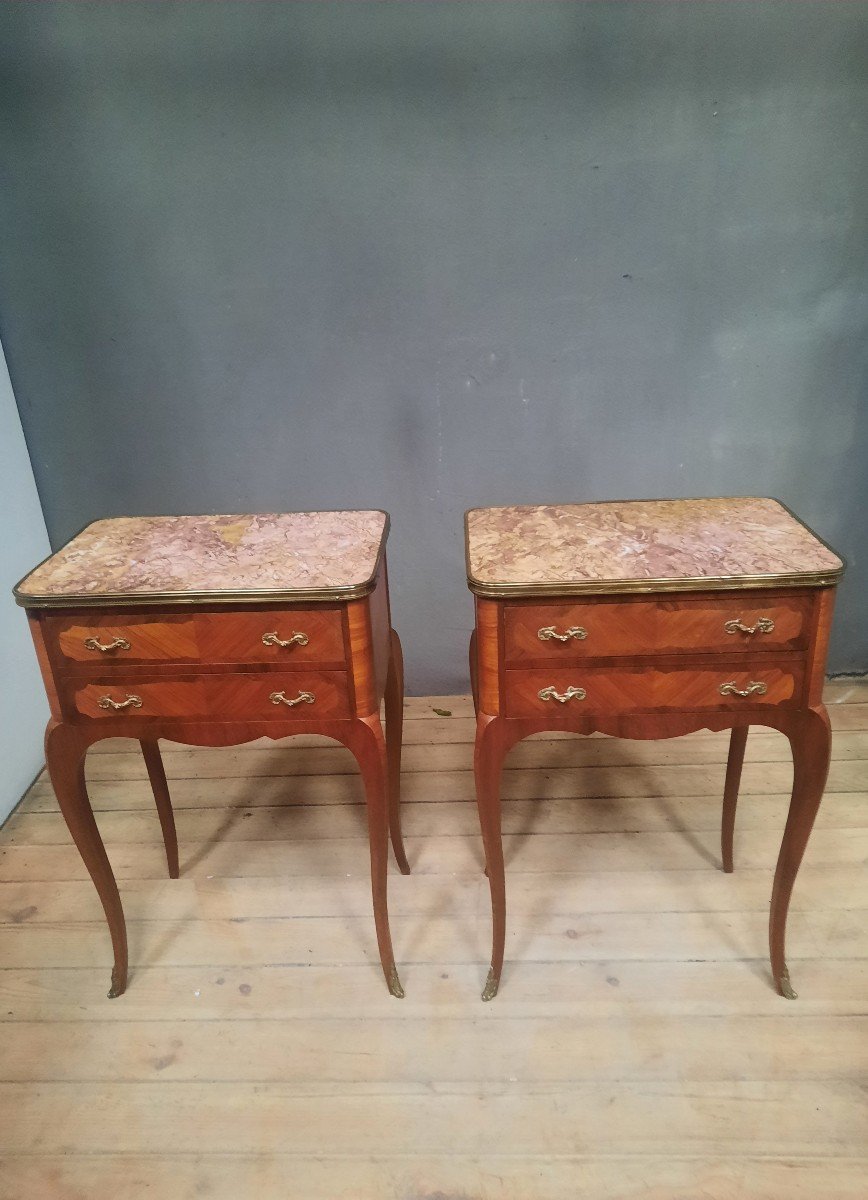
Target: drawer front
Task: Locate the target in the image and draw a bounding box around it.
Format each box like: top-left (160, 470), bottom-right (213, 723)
top-left (73, 678), bottom-right (208, 720)
top-left (72, 671), bottom-right (352, 721)
top-left (504, 595), bottom-right (810, 662)
top-left (505, 664), bottom-right (803, 718)
top-left (204, 672), bottom-right (352, 721)
top-left (195, 609), bottom-right (345, 665)
top-left (48, 608), bottom-right (346, 669)
top-left (50, 615), bottom-right (200, 665)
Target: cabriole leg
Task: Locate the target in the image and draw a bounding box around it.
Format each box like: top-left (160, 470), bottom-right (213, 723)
top-left (475, 714), bottom-right (507, 1000)
top-left (346, 716), bottom-right (404, 998)
top-left (721, 725), bottom-right (748, 873)
top-left (140, 739), bottom-right (179, 879)
top-left (45, 721), bottom-right (128, 998)
top-left (771, 706), bottom-right (832, 998)
top-left (384, 629), bottom-right (410, 875)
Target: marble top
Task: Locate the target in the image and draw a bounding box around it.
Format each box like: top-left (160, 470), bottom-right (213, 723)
top-left (466, 498), bottom-right (843, 596)
top-left (15, 511), bottom-right (389, 606)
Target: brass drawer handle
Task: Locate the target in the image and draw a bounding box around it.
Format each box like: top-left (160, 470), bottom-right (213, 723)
top-left (538, 685), bottom-right (586, 704)
top-left (724, 617), bottom-right (775, 636)
top-left (262, 631), bottom-right (309, 649)
top-left (537, 626), bottom-right (587, 643)
top-left (269, 689), bottom-right (315, 708)
top-left (718, 680), bottom-right (768, 699)
top-left (97, 693), bottom-right (143, 711)
top-left (84, 636), bottom-right (131, 654)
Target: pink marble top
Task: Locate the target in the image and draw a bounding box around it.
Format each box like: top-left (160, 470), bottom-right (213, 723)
top-left (466, 498), bottom-right (843, 595)
top-left (15, 512), bottom-right (389, 605)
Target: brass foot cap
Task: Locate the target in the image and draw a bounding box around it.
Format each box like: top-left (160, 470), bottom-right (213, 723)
top-left (778, 971), bottom-right (798, 1000)
top-left (387, 967), bottom-right (405, 999)
top-left (107, 976), bottom-right (125, 1000)
top-left (481, 968), bottom-right (500, 1002)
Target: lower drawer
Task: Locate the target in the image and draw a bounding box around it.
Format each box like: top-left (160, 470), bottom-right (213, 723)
top-left (71, 672), bottom-right (352, 722)
top-left (505, 664), bottom-right (803, 717)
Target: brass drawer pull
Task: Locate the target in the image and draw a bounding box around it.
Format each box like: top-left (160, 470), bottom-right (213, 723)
top-left (97, 693), bottom-right (143, 711)
top-left (724, 617), bottom-right (775, 636)
top-left (84, 636), bottom-right (131, 654)
top-left (269, 689), bottom-right (315, 708)
top-left (718, 680), bottom-right (768, 699)
top-left (538, 685), bottom-right (586, 704)
top-left (537, 626), bottom-right (587, 643)
top-left (262, 631), bottom-right (309, 649)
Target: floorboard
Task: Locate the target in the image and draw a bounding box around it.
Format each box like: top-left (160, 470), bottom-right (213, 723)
top-left (1, 681), bottom-right (866, 1198)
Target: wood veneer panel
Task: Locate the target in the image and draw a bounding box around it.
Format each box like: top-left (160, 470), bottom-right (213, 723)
top-left (48, 613), bottom-right (200, 665)
top-left (345, 596), bottom-right (377, 716)
top-left (47, 608), bottom-right (348, 669)
top-left (26, 615), bottom-right (62, 718)
top-left (72, 679), bottom-right (209, 721)
top-left (195, 608), bottom-right (345, 665)
top-left (505, 664), bottom-right (803, 718)
top-left (474, 597), bottom-right (501, 715)
top-left (504, 593), bottom-right (811, 662)
top-left (367, 566), bottom-right (391, 703)
top-left (70, 672), bottom-right (351, 722)
top-left (806, 587), bottom-right (837, 707)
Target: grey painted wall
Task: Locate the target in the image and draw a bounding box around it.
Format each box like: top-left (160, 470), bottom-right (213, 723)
top-left (1, 1), bottom-right (865, 692)
top-left (0, 339), bottom-right (51, 821)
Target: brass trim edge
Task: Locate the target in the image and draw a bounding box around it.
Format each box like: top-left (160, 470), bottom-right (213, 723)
top-left (466, 569), bottom-right (843, 598)
top-left (464, 498), bottom-right (846, 598)
top-left (14, 511), bottom-right (390, 609)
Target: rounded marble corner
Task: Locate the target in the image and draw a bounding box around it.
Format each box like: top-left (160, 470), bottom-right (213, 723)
top-left (765, 497), bottom-right (846, 577)
top-left (13, 515), bottom-right (107, 607)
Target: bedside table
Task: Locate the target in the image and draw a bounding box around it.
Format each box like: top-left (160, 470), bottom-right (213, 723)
top-left (465, 498), bottom-right (844, 1001)
top-left (14, 511), bottom-right (409, 999)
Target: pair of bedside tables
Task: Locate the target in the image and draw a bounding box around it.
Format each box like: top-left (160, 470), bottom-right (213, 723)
top-left (14, 499), bottom-right (844, 1002)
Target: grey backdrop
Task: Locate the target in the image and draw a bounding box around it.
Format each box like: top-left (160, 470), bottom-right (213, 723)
top-left (1, 1), bottom-right (865, 691)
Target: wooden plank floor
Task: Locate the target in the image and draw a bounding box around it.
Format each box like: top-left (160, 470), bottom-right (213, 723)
top-left (1, 681), bottom-right (867, 1199)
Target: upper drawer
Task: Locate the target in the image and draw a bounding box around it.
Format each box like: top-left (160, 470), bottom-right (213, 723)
top-left (45, 608), bottom-right (346, 668)
top-left (504, 594), bottom-right (811, 661)
top-left (195, 610), bottom-right (345, 665)
top-left (49, 614), bottom-right (200, 664)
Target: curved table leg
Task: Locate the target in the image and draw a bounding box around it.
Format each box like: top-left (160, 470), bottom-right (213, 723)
top-left (721, 725), bottom-right (748, 874)
top-left (45, 721), bottom-right (128, 998)
top-left (345, 715), bottom-right (404, 998)
top-left (140, 739), bottom-right (179, 879)
top-left (384, 629), bottom-right (410, 876)
top-left (475, 714), bottom-right (507, 1000)
top-left (469, 631), bottom-right (489, 875)
top-left (771, 705), bottom-right (832, 999)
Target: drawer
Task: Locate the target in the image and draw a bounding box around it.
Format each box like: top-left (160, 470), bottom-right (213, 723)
top-left (195, 609), bottom-right (345, 665)
top-left (72, 671), bottom-right (352, 721)
top-left (47, 608), bottom-right (346, 668)
top-left (504, 594), bottom-right (810, 662)
top-left (49, 614), bottom-right (200, 665)
top-left (504, 663), bottom-right (803, 718)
